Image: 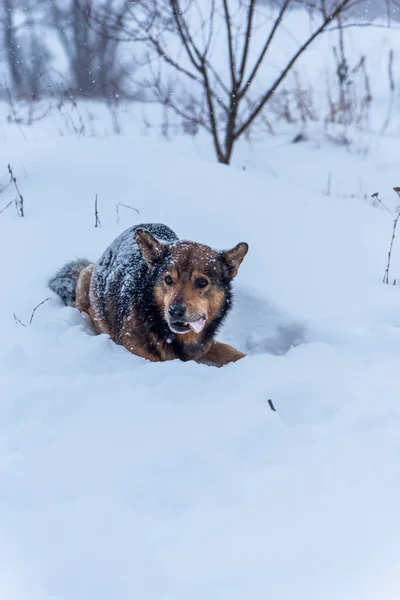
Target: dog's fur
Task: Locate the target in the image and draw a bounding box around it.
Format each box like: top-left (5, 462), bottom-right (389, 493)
top-left (49, 223), bottom-right (248, 366)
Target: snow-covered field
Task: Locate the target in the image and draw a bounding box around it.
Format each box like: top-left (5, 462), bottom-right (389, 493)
top-left (1, 100), bottom-right (400, 600)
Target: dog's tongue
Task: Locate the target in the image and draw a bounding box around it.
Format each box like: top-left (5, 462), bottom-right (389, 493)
top-left (188, 317), bottom-right (206, 334)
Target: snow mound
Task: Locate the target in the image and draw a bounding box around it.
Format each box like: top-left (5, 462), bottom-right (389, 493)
top-left (1, 130), bottom-right (400, 599)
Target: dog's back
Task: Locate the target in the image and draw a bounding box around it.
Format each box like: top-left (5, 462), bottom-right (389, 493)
top-left (92, 223), bottom-right (178, 330)
top-left (49, 224), bottom-right (177, 310)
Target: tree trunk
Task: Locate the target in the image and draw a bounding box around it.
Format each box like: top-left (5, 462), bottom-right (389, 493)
top-left (2, 0), bottom-right (24, 95)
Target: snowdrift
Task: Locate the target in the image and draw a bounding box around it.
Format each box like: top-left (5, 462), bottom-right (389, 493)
top-left (1, 129), bottom-right (400, 599)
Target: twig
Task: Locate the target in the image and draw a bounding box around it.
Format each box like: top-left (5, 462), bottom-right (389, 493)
top-left (116, 202), bottom-right (140, 224)
top-left (13, 297), bottom-right (51, 327)
top-left (371, 192), bottom-right (394, 217)
top-left (268, 399), bottom-right (276, 412)
top-left (29, 297), bottom-right (51, 324)
top-left (94, 193), bottom-right (101, 228)
top-left (325, 172), bottom-right (332, 197)
top-left (0, 200), bottom-right (14, 215)
top-left (8, 164), bottom-right (24, 217)
top-left (234, 0), bottom-right (356, 141)
top-left (13, 313), bottom-right (27, 327)
top-left (383, 187), bottom-right (400, 285)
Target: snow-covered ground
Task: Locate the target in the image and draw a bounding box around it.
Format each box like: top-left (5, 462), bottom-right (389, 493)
top-left (1, 104), bottom-right (400, 600)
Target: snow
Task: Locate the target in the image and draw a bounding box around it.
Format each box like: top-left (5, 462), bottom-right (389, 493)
top-left (2, 55), bottom-right (400, 600)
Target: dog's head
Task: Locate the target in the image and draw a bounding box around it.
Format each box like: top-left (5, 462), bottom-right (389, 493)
top-left (135, 228), bottom-right (248, 336)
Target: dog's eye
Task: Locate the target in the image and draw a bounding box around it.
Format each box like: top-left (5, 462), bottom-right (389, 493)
top-left (164, 275), bottom-right (174, 286)
top-left (195, 278), bottom-right (208, 289)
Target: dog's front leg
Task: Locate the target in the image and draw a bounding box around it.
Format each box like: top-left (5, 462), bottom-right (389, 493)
top-left (197, 341), bottom-right (246, 367)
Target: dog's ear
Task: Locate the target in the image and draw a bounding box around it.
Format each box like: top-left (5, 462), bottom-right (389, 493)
top-left (135, 229), bottom-right (169, 267)
top-left (221, 242), bottom-right (248, 279)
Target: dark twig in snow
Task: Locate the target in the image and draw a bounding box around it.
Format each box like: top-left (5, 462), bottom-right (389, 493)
top-left (14, 297), bottom-right (51, 327)
top-left (13, 313), bottom-right (27, 327)
top-left (8, 164), bottom-right (24, 217)
top-left (0, 200), bottom-right (14, 215)
top-left (383, 187), bottom-right (400, 285)
top-left (268, 399), bottom-right (276, 412)
top-left (116, 202), bottom-right (140, 224)
top-left (94, 193), bottom-right (101, 228)
top-left (29, 297), bottom-right (51, 324)
top-left (325, 172), bottom-right (332, 197)
top-left (371, 192), bottom-right (394, 217)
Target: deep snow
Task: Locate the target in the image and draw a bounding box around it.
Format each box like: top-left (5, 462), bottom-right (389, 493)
top-left (1, 114), bottom-right (400, 600)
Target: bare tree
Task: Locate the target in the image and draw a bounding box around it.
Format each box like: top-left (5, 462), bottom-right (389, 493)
top-left (21, 0), bottom-right (51, 101)
top-left (51, 0), bottom-right (128, 99)
top-left (0, 0), bottom-right (25, 96)
top-left (51, 0), bottom-right (94, 97)
top-left (100, 0), bottom-right (374, 164)
top-left (0, 0), bottom-right (52, 100)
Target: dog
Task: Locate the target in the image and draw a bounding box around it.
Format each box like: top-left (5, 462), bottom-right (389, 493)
top-left (49, 223), bottom-right (248, 367)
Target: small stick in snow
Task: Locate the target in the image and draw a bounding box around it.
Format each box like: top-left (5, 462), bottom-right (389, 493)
top-left (268, 399), bottom-right (276, 412)
top-left (94, 193), bottom-right (101, 228)
top-left (29, 297), bottom-right (51, 324)
top-left (371, 192), bottom-right (394, 217)
top-left (0, 200), bottom-right (14, 215)
top-left (14, 297), bottom-right (51, 327)
top-left (116, 202), bottom-right (140, 224)
top-left (325, 172), bottom-right (332, 197)
top-left (383, 187), bottom-right (400, 285)
top-left (8, 164), bottom-right (24, 217)
top-left (13, 313), bottom-right (27, 327)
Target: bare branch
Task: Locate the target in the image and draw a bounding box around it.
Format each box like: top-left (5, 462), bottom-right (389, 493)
top-left (116, 202), bottom-right (140, 224)
top-left (203, 0), bottom-right (216, 57)
top-left (237, 1), bottom-right (256, 86)
top-left (147, 56), bottom-right (213, 134)
top-left (169, 0), bottom-right (203, 71)
top-left (222, 0), bottom-right (237, 87)
top-left (146, 33), bottom-right (230, 115)
top-left (383, 188), bottom-right (400, 285)
top-left (235, 0), bottom-right (354, 140)
top-left (238, 0), bottom-right (292, 100)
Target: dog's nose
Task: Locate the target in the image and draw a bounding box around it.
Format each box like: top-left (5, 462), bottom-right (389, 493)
top-left (169, 303), bottom-right (186, 319)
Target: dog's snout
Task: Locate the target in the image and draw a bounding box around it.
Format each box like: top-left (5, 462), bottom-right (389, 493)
top-left (168, 303), bottom-right (186, 319)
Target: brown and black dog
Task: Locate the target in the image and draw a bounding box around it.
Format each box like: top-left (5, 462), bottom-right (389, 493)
top-left (49, 223), bottom-right (248, 366)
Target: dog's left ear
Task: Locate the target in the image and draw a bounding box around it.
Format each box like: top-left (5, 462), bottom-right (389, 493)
top-left (221, 242), bottom-right (248, 279)
top-left (135, 228), bottom-right (169, 267)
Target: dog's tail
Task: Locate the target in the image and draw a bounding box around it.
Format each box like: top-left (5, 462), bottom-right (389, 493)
top-left (48, 259), bottom-right (91, 307)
